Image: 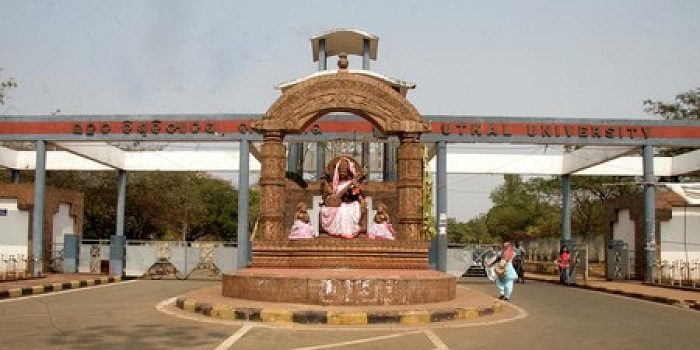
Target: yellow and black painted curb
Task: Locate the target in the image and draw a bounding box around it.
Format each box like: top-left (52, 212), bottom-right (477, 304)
top-left (0, 276), bottom-right (122, 300)
top-left (530, 277), bottom-right (700, 311)
top-left (175, 297), bottom-right (504, 325)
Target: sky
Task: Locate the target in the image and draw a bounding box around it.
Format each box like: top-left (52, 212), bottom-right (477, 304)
top-left (2, 1), bottom-right (700, 221)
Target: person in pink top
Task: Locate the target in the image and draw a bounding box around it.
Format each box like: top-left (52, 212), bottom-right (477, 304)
top-left (558, 245), bottom-right (571, 285)
top-left (492, 241), bottom-right (519, 300)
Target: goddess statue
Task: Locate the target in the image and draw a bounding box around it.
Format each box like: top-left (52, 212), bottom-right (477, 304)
top-left (319, 156), bottom-right (366, 239)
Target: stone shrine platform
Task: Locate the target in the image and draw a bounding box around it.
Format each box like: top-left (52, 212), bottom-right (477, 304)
top-left (222, 268), bottom-right (455, 306)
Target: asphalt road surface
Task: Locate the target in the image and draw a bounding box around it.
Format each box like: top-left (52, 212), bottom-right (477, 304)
top-left (0, 278), bottom-right (698, 349)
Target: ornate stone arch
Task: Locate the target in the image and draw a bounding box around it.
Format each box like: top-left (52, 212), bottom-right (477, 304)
top-left (252, 71), bottom-right (428, 250)
top-left (253, 71), bottom-right (428, 135)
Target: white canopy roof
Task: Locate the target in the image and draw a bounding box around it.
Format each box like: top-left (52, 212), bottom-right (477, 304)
top-left (310, 28), bottom-right (379, 61)
top-left (2, 143), bottom-right (700, 178)
top-left (666, 183), bottom-right (700, 205)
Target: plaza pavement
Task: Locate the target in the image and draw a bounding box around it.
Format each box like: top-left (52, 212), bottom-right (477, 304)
top-left (1, 271), bottom-right (698, 325)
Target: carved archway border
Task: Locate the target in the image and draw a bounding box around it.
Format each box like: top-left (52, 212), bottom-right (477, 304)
top-left (253, 72), bottom-right (428, 135)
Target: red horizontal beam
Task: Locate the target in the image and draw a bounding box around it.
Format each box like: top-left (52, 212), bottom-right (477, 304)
top-left (1, 119), bottom-right (700, 140)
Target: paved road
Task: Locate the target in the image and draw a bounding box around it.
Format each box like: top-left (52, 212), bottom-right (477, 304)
top-left (1, 278), bottom-right (698, 349)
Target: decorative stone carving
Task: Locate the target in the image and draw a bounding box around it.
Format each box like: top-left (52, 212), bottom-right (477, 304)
top-left (257, 136), bottom-right (287, 241)
top-left (253, 73), bottom-right (429, 136)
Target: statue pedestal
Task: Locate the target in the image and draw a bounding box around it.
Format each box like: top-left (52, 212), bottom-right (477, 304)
top-left (252, 238), bottom-right (429, 269)
top-left (222, 268), bottom-right (455, 306)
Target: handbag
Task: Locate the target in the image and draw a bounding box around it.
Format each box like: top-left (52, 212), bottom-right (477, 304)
top-left (494, 260), bottom-right (506, 277)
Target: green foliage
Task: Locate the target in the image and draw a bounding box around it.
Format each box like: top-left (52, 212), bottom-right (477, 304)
top-left (446, 214), bottom-right (497, 244)
top-left (188, 175), bottom-right (240, 241)
top-left (483, 174), bottom-right (641, 241)
top-left (485, 174), bottom-right (556, 239)
top-left (644, 87), bottom-right (700, 120)
top-left (45, 171), bottom-right (119, 240)
top-left (127, 172), bottom-right (209, 240)
top-left (31, 170), bottom-right (256, 241)
top-left (644, 87), bottom-right (700, 157)
top-left (569, 176), bottom-right (640, 238)
top-left (0, 69), bottom-right (18, 105)
top-left (421, 146), bottom-right (436, 240)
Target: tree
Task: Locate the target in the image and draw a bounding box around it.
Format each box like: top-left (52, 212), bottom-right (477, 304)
top-left (447, 214), bottom-right (498, 245)
top-left (39, 170), bottom-right (251, 241)
top-left (645, 87), bottom-right (700, 157)
top-left (569, 176), bottom-right (639, 238)
top-left (0, 69), bottom-right (18, 105)
top-left (644, 87), bottom-right (700, 120)
top-left (188, 175), bottom-right (239, 241)
top-left (486, 174), bottom-right (557, 240)
top-left (43, 171), bottom-right (119, 240)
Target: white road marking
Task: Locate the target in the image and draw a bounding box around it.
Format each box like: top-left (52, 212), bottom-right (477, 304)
top-left (290, 330), bottom-right (423, 350)
top-left (153, 294), bottom-right (529, 349)
top-left (214, 324), bottom-right (254, 350)
top-left (423, 329), bottom-right (449, 350)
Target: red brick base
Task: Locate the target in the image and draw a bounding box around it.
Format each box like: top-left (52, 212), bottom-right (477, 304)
top-left (222, 268), bottom-right (456, 306)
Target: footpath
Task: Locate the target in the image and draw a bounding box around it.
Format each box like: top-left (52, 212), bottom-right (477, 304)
top-left (525, 272), bottom-right (700, 311)
top-left (0, 273), bottom-right (122, 300)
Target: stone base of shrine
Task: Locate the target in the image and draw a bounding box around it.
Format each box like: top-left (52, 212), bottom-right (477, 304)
top-left (222, 268), bottom-right (456, 306)
top-left (251, 239), bottom-right (430, 269)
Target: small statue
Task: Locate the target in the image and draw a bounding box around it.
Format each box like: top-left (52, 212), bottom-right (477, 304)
top-left (367, 203), bottom-right (395, 240)
top-left (289, 202), bottom-right (316, 239)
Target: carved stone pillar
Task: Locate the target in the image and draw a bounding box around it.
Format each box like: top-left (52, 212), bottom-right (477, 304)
top-left (396, 133), bottom-right (423, 241)
top-left (257, 132), bottom-right (287, 241)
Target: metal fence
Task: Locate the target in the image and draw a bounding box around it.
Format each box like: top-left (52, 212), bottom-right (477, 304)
top-left (653, 259), bottom-right (700, 288)
top-left (75, 239), bottom-right (237, 279)
top-left (37, 240), bottom-right (698, 289)
top-left (0, 254), bottom-right (29, 280)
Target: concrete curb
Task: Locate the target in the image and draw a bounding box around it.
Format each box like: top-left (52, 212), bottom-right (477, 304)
top-left (174, 297), bottom-right (505, 325)
top-left (0, 276), bottom-right (123, 300)
top-left (529, 276), bottom-right (700, 311)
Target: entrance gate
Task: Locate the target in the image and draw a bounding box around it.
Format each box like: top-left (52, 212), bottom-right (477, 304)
top-left (2, 28), bottom-right (700, 284)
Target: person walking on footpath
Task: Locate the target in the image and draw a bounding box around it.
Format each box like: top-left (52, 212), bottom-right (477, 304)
top-left (558, 245), bottom-right (571, 285)
top-left (513, 242), bottom-right (526, 283)
top-left (493, 241), bottom-right (519, 300)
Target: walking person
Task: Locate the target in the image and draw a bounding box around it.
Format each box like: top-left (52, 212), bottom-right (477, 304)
top-left (493, 241), bottom-right (519, 300)
top-left (558, 245), bottom-right (571, 285)
top-left (513, 242), bottom-right (526, 283)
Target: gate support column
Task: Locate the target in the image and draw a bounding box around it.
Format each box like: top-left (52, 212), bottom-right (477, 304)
top-left (383, 142), bottom-right (396, 181)
top-left (435, 141), bottom-right (447, 272)
top-left (561, 174), bottom-right (572, 247)
top-left (287, 143), bottom-right (300, 175)
top-left (32, 140), bottom-right (47, 277)
top-left (237, 139), bottom-right (251, 269)
top-left (110, 170), bottom-right (127, 276)
top-left (318, 38), bottom-right (326, 70)
top-left (643, 145), bottom-right (656, 283)
top-left (63, 234), bottom-right (79, 274)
